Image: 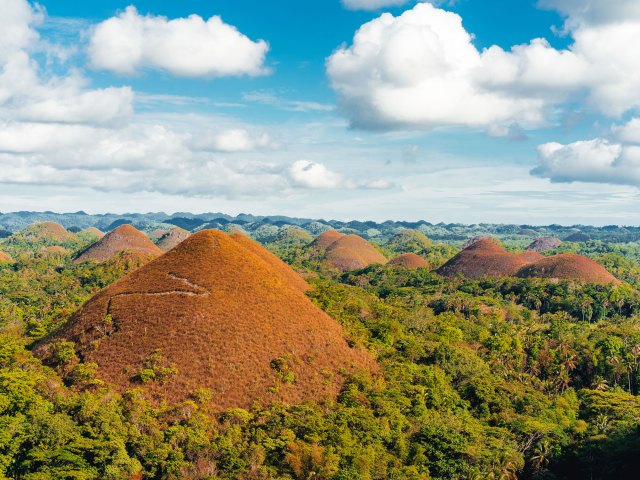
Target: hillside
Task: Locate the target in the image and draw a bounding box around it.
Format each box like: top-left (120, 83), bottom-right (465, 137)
top-left (0, 251), bottom-right (13, 263)
top-left (386, 229), bottom-right (431, 254)
top-left (229, 232), bottom-right (310, 292)
top-left (388, 253), bottom-right (430, 269)
top-left (437, 238), bottom-right (531, 279)
top-left (324, 234), bottom-right (387, 271)
top-left (35, 230), bottom-right (374, 409)
top-left (310, 229), bottom-right (345, 250)
top-left (156, 227), bottom-right (190, 251)
top-left (526, 237), bottom-right (561, 252)
top-left (10, 221), bottom-right (76, 245)
top-left (517, 253), bottom-right (619, 285)
top-left (74, 224), bottom-right (162, 263)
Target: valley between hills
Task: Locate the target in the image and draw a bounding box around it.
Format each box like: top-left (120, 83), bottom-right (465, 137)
top-left (1, 213), bottom-right (640, 479)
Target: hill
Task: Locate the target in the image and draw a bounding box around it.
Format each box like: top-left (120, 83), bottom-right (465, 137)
top-left (526, 237), bottom-right (561, 252)
top-left (11, 221), bottom-right (76, 245)
top-left (156, 227), bottom-right (190, 252)
top-left (310, 230), bottom-right (345, 250)
top-left (82, 227), bottom-right (105, 239)
top-left (386, 229), bottom-right (432, 254)
top-left (518, 251), bottom-right (545, 262)
top-left (565, 232), bottom-right (590, 242)
top-left (437, 239), bottom-right (531, 279)
top-left (35, 230), bottom-right (375, 409)
top-left (74, 224), bottom-right (162, 263)
top-left (324, 234), bottom-right (387, 271)
top-left (229, 232), bottom-right (310, 292)
top-left (388, 253), bottom-right (430, 269)
top-left (517, 254), bottom-right (619, 285)
top-left (0, 251), bottom-right (13, 264)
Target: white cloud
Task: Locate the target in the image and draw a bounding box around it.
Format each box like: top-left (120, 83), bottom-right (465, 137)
top-left (289, 160), bottom-right (344, 189)
top-left (88, 6), bottom-right (269, 77)
top-left (242, 91), bottom-right (334, 112)
top-left (327, 2), bottom-right (640, 131)
top-left (532, 137), bottom-right (640, 186)
top-left (341, 0), bottom-right (410, 11)
top-left (0, 1), bottom-right (133, 126)
top-left (190, 128), bottom-right (278, 153)
top-left (613, 118), bottom-right (640, 145)
top-left (538, 0), bottom-right (640, 28)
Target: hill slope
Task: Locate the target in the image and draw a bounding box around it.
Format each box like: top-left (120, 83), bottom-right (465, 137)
top-left (324, 234), bottom-right (387, 271)
top-left (36, 230), bottom-right (374, 408)
top-left (156, 227), bottom-right (190, 252)
top-left (388, 253), bottom-right (430, 269)
top-left (12, 221), bottom-right (76, 244)
top-left (74, 224), bottom-right (162, 263)
top-left (437, 239), bottom-right (531, 279)
top-left (517, 254), bottom-right (619, 285)
top-left (310, 230), bottom-right (345, 250)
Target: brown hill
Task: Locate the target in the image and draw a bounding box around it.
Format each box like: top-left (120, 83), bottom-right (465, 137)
top-left (0, 251), bottom-right (13, 264)
top-left (310, 230), bottom-right (345, 250)
top-left (565, 232), bottom-right (590, 242)
top-left (518, 251), bottom-right (545, 262)
top-left (526, 237), bottom-right (561, 252)
top-left (39, 246), bottom-right (70, 257)
top-left (35, 230), bottom-right (375, 409)
top-left (388, 253), bottom-right (430, 269)
top-left (437, 239), bottom-right (531, 279)
top-left (324, 234), bottom-right (387, 271)
top-left (517, 253), bottom-right (619, 285)
top-left (74, 224), bottom-right (162, 263)
top-left (16, 221), bottom-right (76, 244)
top-left (156, 228), bottom-right (190, 252)
top-left (82, 227), bottom-right (105, 239)
top-left (229, 232), bottom-right (310, 293)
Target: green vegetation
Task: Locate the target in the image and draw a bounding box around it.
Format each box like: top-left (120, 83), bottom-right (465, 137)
top-left (1, 225), bottom-right (640, 479)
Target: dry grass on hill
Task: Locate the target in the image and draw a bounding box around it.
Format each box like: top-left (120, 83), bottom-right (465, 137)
top-left (74, 224), bottom-right (162, 264)
top-left (0, 251), bottom-right (13, 263)
top-left (518, 251), bottom-right (545, 262)
top-left (436, 239), bottom-right (531, 279)
top-left (324, 234), bottom-right (387, 271)
top-left (18, 221), bottom-right (76, 243)
top-left (156, 228), bottom-right (190, 252)
top-left (82, 227), bottom-right (105, 239)
top-left (526, 237), bottom-right (561, 253)
top-left (310, 230), bottom-right (345, 250)
top-left (517, 253), bottom-right (619, 285)
top-left (388, 253), bottom-right (430, 269)
top-left (36, 230), bottom-right (376, 410)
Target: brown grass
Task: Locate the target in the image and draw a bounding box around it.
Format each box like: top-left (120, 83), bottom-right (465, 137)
top-left (324, 234), bottom-right (387, 271)
top-left (39, 246), bottom-right (71, 257)
top-left (0, 251), bottom-right (13, 263)
top-left (156, 228), bottom-right (190, 252)
top-left (517, 253), bottom-right (619, 285)
top-left (518, 251), bottom-right (545, 262)
top-left (74, 224), bottom-right (162, 264)
top-left (388, 253), bottom-right (430, 269)
top-left (437, 239), bottom-right (530, 279)
top-left (35, 230), bottom-right (376, 410)
top-left (310, 230), bottom-right (345, 250)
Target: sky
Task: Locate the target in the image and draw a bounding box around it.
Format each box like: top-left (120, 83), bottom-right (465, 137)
top-left (1, 0), bottom-right (639, 225)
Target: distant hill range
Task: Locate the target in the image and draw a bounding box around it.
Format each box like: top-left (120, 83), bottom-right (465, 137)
top-left (1, 211), bottom-right (639, 245)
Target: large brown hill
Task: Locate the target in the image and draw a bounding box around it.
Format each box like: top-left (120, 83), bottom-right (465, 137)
top-left (517, 254), bottom-right (619, 285)
top-left (437, 239), bottom-right (530, 279)
top-left (74, 224), bottom-right (162, 263)
top-left (35, 230), bottom-right (375, 409)
top-left (526, 237), bottom-right (561, 252)
top-left (310, 230), bottom-right (345, 250)
top-left (156, 227), bottom-right (190, 252)
top-left (324, 234), bottom-right (387, 271)
top-left (388, 253), bottom-right (430, 269)
top-left (229, 232), bottom-right (310, 293)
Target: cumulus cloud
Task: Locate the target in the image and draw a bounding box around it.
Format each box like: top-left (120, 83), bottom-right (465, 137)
top-left (327, 2), bottom-right (640, 132)
top-left (532, 119), bottom-right (640, 187)
top-left (538, 0), bottom-right (640, 28)
top-left (289, 160), bottom-right (344, 189)
top-left (0, 0), bottom-right (133, 126)
top-left (190, 129), bottom-right (277, 153)
top-left (88, 6), bottom-right (269, 77)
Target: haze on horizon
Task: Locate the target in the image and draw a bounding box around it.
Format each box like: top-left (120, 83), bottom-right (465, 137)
top-left (1, 0), bottom-right (639, 225)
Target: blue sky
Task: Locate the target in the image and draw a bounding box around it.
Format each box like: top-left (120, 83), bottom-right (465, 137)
top-left (1, 0), bottom-right (639, 224)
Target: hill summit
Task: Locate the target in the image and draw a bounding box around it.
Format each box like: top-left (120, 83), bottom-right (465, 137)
top-left (36, 230), bottom-right (375, 409)
top-left (436, 238), bottom-right (531, 279)
top-left (388, 253), bottom-right (430, 269)
top-left (156, 227), bottom-right (190, 252)
top-left (517, 253), bottom-right (619, 285)
top-left (14, 221), bottom-right (76, 244)
top-left (74, 224), bottom-right (162, 263)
